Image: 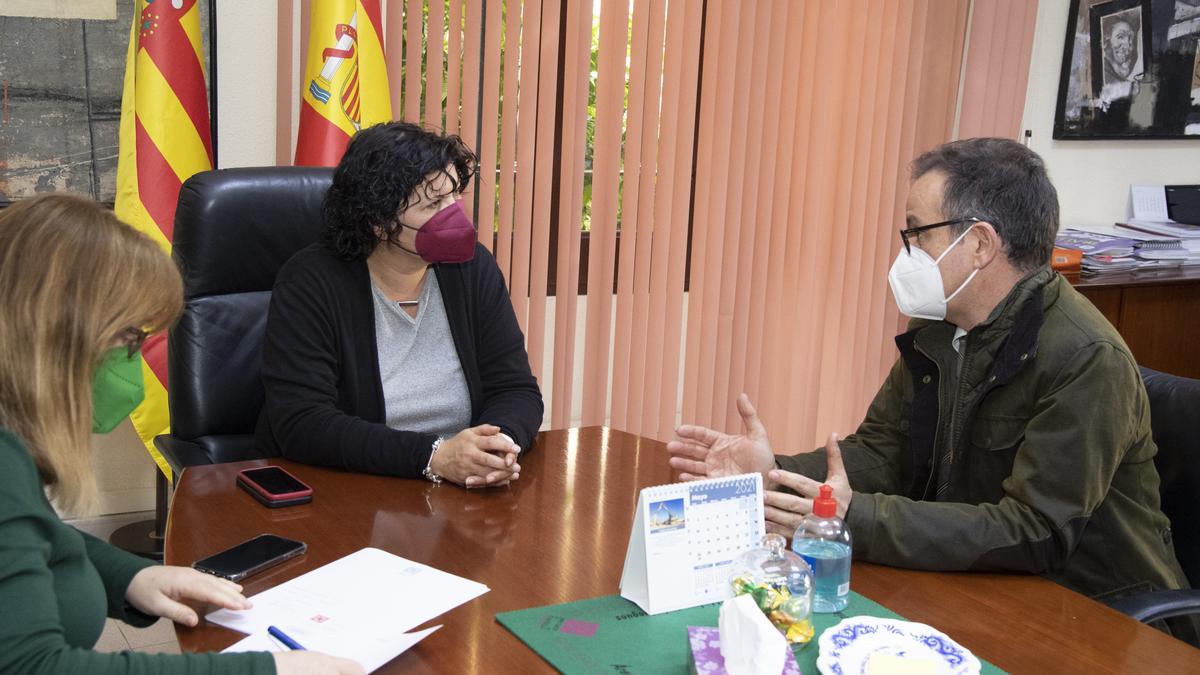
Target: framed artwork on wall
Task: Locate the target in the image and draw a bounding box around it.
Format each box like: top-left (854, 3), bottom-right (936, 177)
top-left (0, 1), bottom-right (214, 205)
top-left (1054, 0), bottom-right (1200, 139)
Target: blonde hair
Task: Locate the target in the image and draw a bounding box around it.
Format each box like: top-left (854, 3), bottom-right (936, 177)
top-left (0, 194), bottom-right (182, 514)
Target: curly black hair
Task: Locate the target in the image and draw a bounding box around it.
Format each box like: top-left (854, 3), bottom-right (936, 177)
top-left (322, 121), bottom-right (477, 261)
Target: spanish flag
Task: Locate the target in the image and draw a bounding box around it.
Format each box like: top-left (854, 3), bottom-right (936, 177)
top-left (113, 0), bottom-right (213, 478)
top-left (295, 0), bottom-right (392, 166)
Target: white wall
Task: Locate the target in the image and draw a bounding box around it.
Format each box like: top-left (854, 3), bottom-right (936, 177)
top-left (1020, 1), bottom-right (1200, 230)
top-left (214, 0), bottom-right (279, 168)
top-left (79, 419), bottom-right (156, 519)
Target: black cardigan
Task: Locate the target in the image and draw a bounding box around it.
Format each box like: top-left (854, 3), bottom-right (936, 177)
top-left (254, 242), bottom-right (544, 477)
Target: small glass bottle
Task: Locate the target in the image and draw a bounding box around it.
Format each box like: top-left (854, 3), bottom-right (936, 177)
top-left (729, 533), bottom-right (814, 644)
top-left (792, 484), bottom-right (852, 613)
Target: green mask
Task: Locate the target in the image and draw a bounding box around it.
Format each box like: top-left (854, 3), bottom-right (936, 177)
top-left (92, 348), bottom-right (145, 434)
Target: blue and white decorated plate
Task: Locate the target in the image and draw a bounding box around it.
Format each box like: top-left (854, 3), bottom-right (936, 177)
top-left (816, 617), bottom-right (981, 675)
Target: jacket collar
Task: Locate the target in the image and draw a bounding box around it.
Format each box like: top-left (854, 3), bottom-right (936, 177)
top-left (892, 267), bottom-right (1058, 501)
top-left (898, 266), bottom-right (1056, 386)
top-left (959, 266), bottom-right (1055, 348)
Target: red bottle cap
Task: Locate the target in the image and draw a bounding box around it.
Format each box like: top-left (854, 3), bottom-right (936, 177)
top-left (813, 484), bottom-right (837, 518)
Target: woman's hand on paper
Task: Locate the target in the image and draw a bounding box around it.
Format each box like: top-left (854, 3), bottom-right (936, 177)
top-left (125, 565), bottom-right (251, 627)
top-left (667, 394), bottom-right (776, 485)
top-left (127, 567), bottom-right (364, 675)
top-left (273, 651), bottom-right (365, 675)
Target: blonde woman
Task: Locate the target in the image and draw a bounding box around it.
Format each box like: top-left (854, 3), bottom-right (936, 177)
top-left (0, 195), bottom-right (360, 674)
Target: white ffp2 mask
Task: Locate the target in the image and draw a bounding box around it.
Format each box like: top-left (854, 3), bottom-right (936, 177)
top-left (888, 226), bottom-right (979, 320)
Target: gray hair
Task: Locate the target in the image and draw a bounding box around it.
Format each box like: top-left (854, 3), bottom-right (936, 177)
top-left (912, 137), bottom-right (1059, 272)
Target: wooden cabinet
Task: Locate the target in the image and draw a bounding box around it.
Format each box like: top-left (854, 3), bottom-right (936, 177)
top-left (1070, 268), bottom-right (1200, 379)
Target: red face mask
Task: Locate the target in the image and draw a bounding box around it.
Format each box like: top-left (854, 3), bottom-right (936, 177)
top-left (400, 202), bottom-right (477, 264)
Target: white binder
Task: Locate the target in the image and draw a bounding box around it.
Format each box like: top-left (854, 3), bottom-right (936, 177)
top-left (620, 473), bottom-right (765, 615)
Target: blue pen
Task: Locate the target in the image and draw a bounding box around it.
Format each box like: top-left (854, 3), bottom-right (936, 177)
top-left (267, 625), bottom-right (306, 651)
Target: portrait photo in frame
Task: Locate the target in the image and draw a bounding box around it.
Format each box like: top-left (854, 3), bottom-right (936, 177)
top-left (1054, 0), bottom-right (1200, 138)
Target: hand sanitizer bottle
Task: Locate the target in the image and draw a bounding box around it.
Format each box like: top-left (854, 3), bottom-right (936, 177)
top-left (791, 484), bottom-right (851, 612)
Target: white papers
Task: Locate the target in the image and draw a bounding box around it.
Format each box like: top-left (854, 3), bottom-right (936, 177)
top-left (620, 473), bottom-right (764, 615)
top-left (1125, 185), bottom-right (1200, 239)
top-left (1131, 185), bottom-right (1170, 221)
top-left (208, 548), bottom-right (487, 670)
top-left (222, 625), bottom-right (441, 673)
top-left (1137, 249), bottom-right (1190, 260)
top-left (1117, 220), bottom-right (1200, 239)
top-left (221, 631), bottom-right (280, 654)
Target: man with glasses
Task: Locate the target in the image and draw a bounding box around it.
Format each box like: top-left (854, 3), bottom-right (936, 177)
top-left (668, 137), bottom-right (1195, 642)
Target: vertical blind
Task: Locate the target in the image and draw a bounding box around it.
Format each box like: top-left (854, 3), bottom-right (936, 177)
top-left (956, 0), bottom-right (1040, 140)
top-left (274, 0), bottom-right (1037, 450)
top-left (682, 0), bottom-right (974, 446)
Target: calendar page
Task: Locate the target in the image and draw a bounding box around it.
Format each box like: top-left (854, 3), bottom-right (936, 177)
top-left (620, 473), bottom-right (764, 615)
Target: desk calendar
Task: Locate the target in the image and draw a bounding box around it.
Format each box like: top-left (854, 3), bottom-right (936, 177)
top-left (619, 473), bottom-right (765, 615)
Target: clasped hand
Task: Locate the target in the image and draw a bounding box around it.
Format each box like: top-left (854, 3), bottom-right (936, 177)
top-left (430, 423), bottom-right (521, 488)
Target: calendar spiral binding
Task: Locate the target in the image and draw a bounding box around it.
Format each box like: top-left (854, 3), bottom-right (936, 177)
top-left (641, 472), bottom-right (761, 498)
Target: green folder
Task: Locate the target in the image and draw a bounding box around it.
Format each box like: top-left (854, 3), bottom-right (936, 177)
top-left (496, 593), bottom-right (1005, 674)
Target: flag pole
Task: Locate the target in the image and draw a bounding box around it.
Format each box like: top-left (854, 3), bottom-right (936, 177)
top-left (109, 0), bottom-right (220, 562)
top-left (209, 0), bottom-right (219, 168)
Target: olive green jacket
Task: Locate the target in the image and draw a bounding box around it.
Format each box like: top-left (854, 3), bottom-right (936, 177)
top-left (778, 268), bottom-right (1189, 602)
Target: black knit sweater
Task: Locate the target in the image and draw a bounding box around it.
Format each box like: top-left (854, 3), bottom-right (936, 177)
top-left (255, 242), bottom-right (543, 477)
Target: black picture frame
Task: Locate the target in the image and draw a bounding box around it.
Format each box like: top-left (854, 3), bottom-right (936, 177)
top-left (1053, 0), bottom-right (1200, 139)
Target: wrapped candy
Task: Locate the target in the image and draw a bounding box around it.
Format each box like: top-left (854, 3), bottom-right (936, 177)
top-left (729, 534), bottom-right (815, 644)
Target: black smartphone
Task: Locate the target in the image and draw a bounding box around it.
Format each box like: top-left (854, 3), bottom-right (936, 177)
top-left (192, 534), bottom-right (307, 581)
top-left (236, 466), bottom-right (313, 508)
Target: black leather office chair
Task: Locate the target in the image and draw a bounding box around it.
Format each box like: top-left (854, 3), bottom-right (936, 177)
top-left (1107, 367), bottom-right (1200, 644)
top-left (153, 166), bottom-right (332, 478)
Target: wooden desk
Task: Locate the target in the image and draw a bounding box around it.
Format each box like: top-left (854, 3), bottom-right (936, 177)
top-left (166, 427), bottom-right (1198, 673)
top-left (1069, 267), bottom-right (1200, 378)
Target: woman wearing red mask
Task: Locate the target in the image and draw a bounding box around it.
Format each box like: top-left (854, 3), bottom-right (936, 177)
top-left (255, 122), bottom-right (543, 488)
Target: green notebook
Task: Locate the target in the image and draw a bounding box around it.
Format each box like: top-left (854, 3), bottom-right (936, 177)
top-left (496, 592), bottom-right (1006, 674)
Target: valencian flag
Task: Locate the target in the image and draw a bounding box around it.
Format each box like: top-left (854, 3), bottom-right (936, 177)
top-left (113, 0), bottom-right (213, 478)
top-left (295, 0), bottom-right (392, 166)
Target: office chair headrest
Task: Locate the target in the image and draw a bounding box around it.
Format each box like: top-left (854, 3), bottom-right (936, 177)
top-left (173, 167), bottom-right (333, 299)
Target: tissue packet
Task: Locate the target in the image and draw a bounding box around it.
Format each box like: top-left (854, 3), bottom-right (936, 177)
top-left (687, 626), bottom-right (802, 675)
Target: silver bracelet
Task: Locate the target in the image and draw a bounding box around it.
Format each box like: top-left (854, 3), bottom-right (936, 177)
top-left (422, 437), bottom-right (444, 484)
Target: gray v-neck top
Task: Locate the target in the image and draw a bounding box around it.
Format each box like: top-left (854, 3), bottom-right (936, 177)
top-left (370, 272), bottom-right (472, 438)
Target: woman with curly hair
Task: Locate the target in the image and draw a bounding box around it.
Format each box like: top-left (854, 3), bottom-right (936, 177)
top-left (0, 194), bottom-right (359, 674)
top-left (255, 122), bottom-right (543, 487)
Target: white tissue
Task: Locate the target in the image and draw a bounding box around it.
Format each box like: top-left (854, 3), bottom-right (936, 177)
top-left (719, 593), bottom-right (787, 675)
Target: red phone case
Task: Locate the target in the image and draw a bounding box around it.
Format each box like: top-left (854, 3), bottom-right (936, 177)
top-left (236, 467), bottom-right (313, 507)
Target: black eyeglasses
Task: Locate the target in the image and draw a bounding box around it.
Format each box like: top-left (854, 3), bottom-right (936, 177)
top-left (119, 327), bottom-right (150, 358)
top-left (899, 217), bottom-right (983, 254)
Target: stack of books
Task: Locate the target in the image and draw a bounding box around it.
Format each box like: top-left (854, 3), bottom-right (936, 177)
top-left (1054, 228), bottom-right (1200, 276)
